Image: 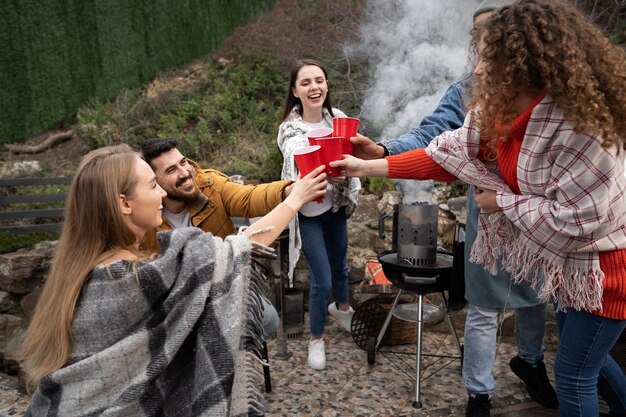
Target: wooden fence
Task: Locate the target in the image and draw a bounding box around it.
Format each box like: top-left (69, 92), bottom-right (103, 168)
top-left (0, 177), bottom-right (72, 234)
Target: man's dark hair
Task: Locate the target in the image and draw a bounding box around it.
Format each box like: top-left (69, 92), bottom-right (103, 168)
top-left (139, 138), bottom-right (178, 168)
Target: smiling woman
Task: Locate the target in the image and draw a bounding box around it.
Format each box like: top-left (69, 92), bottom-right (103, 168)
top-left (19, 143), bottom-right (326, 416)
top-left (291, 65), bottom-right (328, 122)
top-left (118, 158), bottom-right (167, 246)
top-left (276, 59), bottom-right (361, 371)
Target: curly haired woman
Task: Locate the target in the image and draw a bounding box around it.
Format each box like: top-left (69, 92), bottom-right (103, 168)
top-left (332, 1), bottom-right (626, 415)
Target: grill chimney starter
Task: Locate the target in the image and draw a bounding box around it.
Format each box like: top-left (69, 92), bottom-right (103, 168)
top-left (393, 203), bottom-right (438, 266)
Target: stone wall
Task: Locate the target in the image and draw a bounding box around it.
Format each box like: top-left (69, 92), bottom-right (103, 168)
top-left (0, 241), bottom-right (56, 375)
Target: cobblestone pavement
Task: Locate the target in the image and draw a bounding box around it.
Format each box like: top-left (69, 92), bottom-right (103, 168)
top-left (263, 309), bottom-right (559, 416)
top-left (0, 373), bottom-right (28, 416)
top-left (0, 309), bottom-right (562, 416)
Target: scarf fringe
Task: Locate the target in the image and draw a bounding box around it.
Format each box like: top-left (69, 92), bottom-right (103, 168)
top-left (470, 212), bottom-right (517, 275)
top-left (470, 213), bottom-right (604, 312)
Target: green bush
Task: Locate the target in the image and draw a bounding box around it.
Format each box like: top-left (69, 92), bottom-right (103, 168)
top-left (0, 232), bottom-right (59, 254)
top-left (449, 180), bottom-right (469, 198)
top-left (612, 17), bottom-right (626, 45)
top-left (76, 53), bottom-right (288, 181)
top-left (362, 177), bottom-right (396, 196)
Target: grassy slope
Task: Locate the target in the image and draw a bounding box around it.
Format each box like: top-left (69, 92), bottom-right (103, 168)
top-left (76, 0), bottom-right (368, 182)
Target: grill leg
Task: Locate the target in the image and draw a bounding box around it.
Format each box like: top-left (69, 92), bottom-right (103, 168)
top-left (375, 289), bottom-right (403, 349)
top-left (440, 292), bottom-right (463, 356)
top-left (261, 342), bottom-right (272, 393)
top-left (412, 294), bottom-right (424, 409)
top-left (274, 236), bottom-right (292, 360)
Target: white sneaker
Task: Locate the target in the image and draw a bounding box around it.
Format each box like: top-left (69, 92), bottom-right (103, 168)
top-left (328, 302), bottom-right (354, 333)
top-left (308, 338), bottom-right (326, 370)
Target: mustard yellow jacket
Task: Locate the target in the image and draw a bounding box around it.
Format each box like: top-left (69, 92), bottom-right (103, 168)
top-left (142, 160), bottom-right (291, 253)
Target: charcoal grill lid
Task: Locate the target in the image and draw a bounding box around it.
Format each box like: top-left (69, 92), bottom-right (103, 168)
top-left (378, 251), bottom-right (454, 277)
top-left (351, 296), bottom-right (392, 350)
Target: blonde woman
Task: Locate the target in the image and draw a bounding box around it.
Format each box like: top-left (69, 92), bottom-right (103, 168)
top-left (21, 144), bottom-right (326, 416)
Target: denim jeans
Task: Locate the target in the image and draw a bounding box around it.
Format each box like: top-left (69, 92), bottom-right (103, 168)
top-left (298, 207), bottom-right (349, 337)
top-left (463, 303), bottom-right (547, 396)
top-left (554, 307), bottom-right (626, 417)
top-left (261, 296), bottom-right (279, 338)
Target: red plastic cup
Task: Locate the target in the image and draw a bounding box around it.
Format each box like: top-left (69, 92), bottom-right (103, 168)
top-left (332, 117), bottom-right (360, 155)
top-left (306, 127), bottom-right (333, 146)
top-left (316, 137), bottom-right (344, 176)
top-left (293, 145), bottom-right (324, 203)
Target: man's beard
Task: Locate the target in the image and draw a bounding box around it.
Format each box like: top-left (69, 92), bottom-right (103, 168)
top-left (167, 175), bottom-right (200, 203)
top-left (166, 193), bottom-right (196, 203)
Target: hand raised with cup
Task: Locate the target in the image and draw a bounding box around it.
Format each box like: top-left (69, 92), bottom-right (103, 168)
top-left (293, 145), bottom-right (326, 202)
top-left (244, 165), bottom-right (326, 247)
top-left (285, 165), bottom-right (327, 210)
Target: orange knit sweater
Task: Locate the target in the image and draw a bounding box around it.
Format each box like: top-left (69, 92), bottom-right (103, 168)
top-left (386, 99), bottom-right (626, 319)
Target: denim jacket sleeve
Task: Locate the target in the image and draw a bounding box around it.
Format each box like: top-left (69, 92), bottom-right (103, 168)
top-left (381, 76), bottom-right (470, 155)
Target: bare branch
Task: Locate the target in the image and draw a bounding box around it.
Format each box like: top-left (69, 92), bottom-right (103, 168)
top-left (5, 131), bottom-right (75, 154)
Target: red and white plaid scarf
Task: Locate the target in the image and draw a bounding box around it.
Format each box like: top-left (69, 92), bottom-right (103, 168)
top-left (426, 96), bottom-right (626, 312)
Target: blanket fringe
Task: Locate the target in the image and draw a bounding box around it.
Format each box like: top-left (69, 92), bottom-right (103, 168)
top-left (230, 252), bottom-right (268, 416)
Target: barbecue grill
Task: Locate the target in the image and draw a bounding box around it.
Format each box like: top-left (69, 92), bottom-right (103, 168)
top-left (367, 203), bottom-right (465, 409)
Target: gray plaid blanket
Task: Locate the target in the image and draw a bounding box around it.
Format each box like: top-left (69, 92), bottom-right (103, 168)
top-left (25, 227), bottom-right (267, 416)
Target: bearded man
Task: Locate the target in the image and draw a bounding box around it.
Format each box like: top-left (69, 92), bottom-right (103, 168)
top-left (139, 137), bottom-right (294, 337)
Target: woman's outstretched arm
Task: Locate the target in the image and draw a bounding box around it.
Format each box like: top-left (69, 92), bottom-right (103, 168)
top-left (244, 165), bottom-right (327, 246)
top-left (329, 154), bottom-right (389, 177)
top-left (330, 149), bottom-right (456, 182)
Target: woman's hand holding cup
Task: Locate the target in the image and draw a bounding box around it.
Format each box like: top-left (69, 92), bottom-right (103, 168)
top-left (284, 165), bottom-right (327, 210)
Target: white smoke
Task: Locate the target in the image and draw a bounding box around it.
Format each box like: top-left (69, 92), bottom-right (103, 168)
top-left (345, 0), bottom-right (478, 204)
top-left (350, 0), bottom-right (476, 139)
top-left (396, 178), bottom-right (436, 205)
